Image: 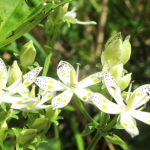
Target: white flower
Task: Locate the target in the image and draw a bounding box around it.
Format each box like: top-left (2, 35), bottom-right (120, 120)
top-left (0, 58), bottom-right (42, 104)
top-left (6, 88), bottom-right (55, 113)
top-left (90, 73), bottom-right (150, 137)
top-left (63, 4), bottom-right (96, 26)
top-left (35, 60), bottom-right (102, 109)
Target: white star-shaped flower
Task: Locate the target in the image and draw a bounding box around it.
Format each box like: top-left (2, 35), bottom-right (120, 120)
top-left (35, 61), bottom-right (102, 109)
top-left (63, 4), bottom-right (96, 26)
top-left (0, 58), bottom-right (42, 103)
top-left (6, 88), bottom-right (55, 113)
top-left (90, 73), bottom-right (150, 137)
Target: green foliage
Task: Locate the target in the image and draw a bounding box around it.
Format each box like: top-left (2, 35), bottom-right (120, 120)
top-left (1, 0), bottom-right (150, 150)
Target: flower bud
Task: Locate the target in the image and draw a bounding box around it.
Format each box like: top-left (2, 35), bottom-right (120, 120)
top-left (101, 33), bottom-right (131, 69)
top-left (120, 35), bottom-right (131, 65)
top-left (31, 118), bottom-right (48, 132)
top-left (16, 129), bottom-right (37, 147)
top-left (109, 64), bottom-right (123, 81)
top-left (45, 17), bottom-right (54, 36)
top-left (20, 40), bottom-right (36, 68)
top-left (46, 106), bottom-right (59, 121)
top-left (7, 60), bottom-right (22, 86)
top-left (118, 73), bottom-right (131, 91)
top-left (63, 3), bottom-right (69, 12)
top-left (52, 6), bottom-right (64, 25)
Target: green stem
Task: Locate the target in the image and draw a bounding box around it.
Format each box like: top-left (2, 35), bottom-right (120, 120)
top-left (0, 129), bottom-right (6, 150)
top-left (104, 115), bottom-right (118, 132)
top-left (86, 131), bottom-right (102, 150)
top-left (54, 124), bottom-right (61, 150)
top-left (42, 24), bottom-right (61, 77)
top-left (73, 95), bottom-right (99, 127)
top-left (40, 121), bottom-right (52, 141)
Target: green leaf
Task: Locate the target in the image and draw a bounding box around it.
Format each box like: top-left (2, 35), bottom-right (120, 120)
top-left (105, 134), bottom-right (128, 150)
top-left (81, 123), bottom-right (95, 136)
top-left (0, 0), bottom-right (72, 48)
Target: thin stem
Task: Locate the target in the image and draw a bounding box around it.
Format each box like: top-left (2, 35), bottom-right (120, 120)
top-left (40, 121), bottom-right (52, 141)
top-left (104, 115), bottom-right (118, 132)
top-left (86, 131), bottom-right (102, 150)
top-left (42, 24), bottom-right (61, 77)
top-left (54, 124), bottom-right (61, 150)
top-left (73, 95), bottom-right (99, 127)
top-left (0, 129), bottom-right (6, 150)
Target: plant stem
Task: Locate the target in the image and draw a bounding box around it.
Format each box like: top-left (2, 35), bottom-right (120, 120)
top-left (42, 24), bottom-right (61, 77)
top-left (73, 95), bottom-right (99, 127)
top-left (0, 129), bottom-right (6, 150)
top-left (86, 131), bottom-right (102, 150)
top-left (40, 121), bottom-right (52, 141)
top-left (54, 124), bottom-right (61, 150)
top-left (104, 115), bottom-right (118, 131)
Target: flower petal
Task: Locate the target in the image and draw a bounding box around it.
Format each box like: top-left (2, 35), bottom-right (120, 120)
top-left (6, 67), bottom-right (42, 95)
top-left (74, 88), bottom-right (93, 102)
top-left (57, 61), bottom-right (75, 85)
top-left (38, 91), bottom-right (56, 105)
top-left (18, 88), bottom-right (29, 97)
top-left (52, 89), bottom-right (73, 109)
top-left (120, 112), bottom-right (139, 137)
top-left (131, 110), bottom-right (150, 125)
top-left (79, 72), bottom-right (103, 88)
top-left (3, 96), bottom-right (38, 104)
top-left (104, 73), bottom-right (124, 106)
top-left (128, 84), bottom-right (150, 109)
top-left (35, 76), bottom-right (67, 92)
top-left (90, 93), bottom-right (122, 114)
top-left (0, 58), bottom-right (8, 87)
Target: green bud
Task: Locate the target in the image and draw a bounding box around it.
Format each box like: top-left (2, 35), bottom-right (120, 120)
top-left (31, 118), bottom-right (48, 132)
top-left (118, 73), bottom-right (132, 91)
top-left (7, 60), bottom-right (22, 86)
top-left (45, 17), bottom-right (54, 36)
top-left (20, 40), bottom-right (36, 68)
top-left (101, 33), bottom-right (131, 69)
top-left (120, 35), bottom-right (131, 65)
top-left (109, 64), bottom-right (123, 81)
top-left (46, 107), bottom-right (59, 121)
top-left (52, 6), bottom-right (64, 25)
top-left (63, 3), bottom-right (69, 12)
top-left (101, 33), bottom-right (122, 68)
top-left (16, 129), bottom-right (37, 147)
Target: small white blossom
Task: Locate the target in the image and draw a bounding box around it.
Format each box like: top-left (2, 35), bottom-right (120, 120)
top-left (63, 4), bottom-right (96, 26)
top-left (90, 73), bottom-right (150, 137)
top-left (0, 58), bottom-right (42, 104)
top-left (35, 61), bottom-right (102, 109)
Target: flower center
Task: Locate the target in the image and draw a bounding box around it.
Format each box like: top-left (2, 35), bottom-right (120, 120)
top-left (70, 63), bottom-right (80, 88)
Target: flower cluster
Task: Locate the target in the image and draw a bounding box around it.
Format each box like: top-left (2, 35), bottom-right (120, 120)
top-left (2, 32), bottom-right (150, 139)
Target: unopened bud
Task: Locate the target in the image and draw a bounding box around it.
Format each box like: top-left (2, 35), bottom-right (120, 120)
top-left (31, 118), bottom-right (48, 132)
top-left (16, 129), bottom-right (37, 147)
top-left (7, 60), bottom-right (22, 86)
top-left (45, 17), bottom-right (54, 36)
top-left (46, 107), bottom-right (59, 121)
top-left (20, 41), bottom-right (36, 68)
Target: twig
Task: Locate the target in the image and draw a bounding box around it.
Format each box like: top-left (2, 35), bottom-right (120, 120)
top-left (96, 0), bottom-right (108, 54)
